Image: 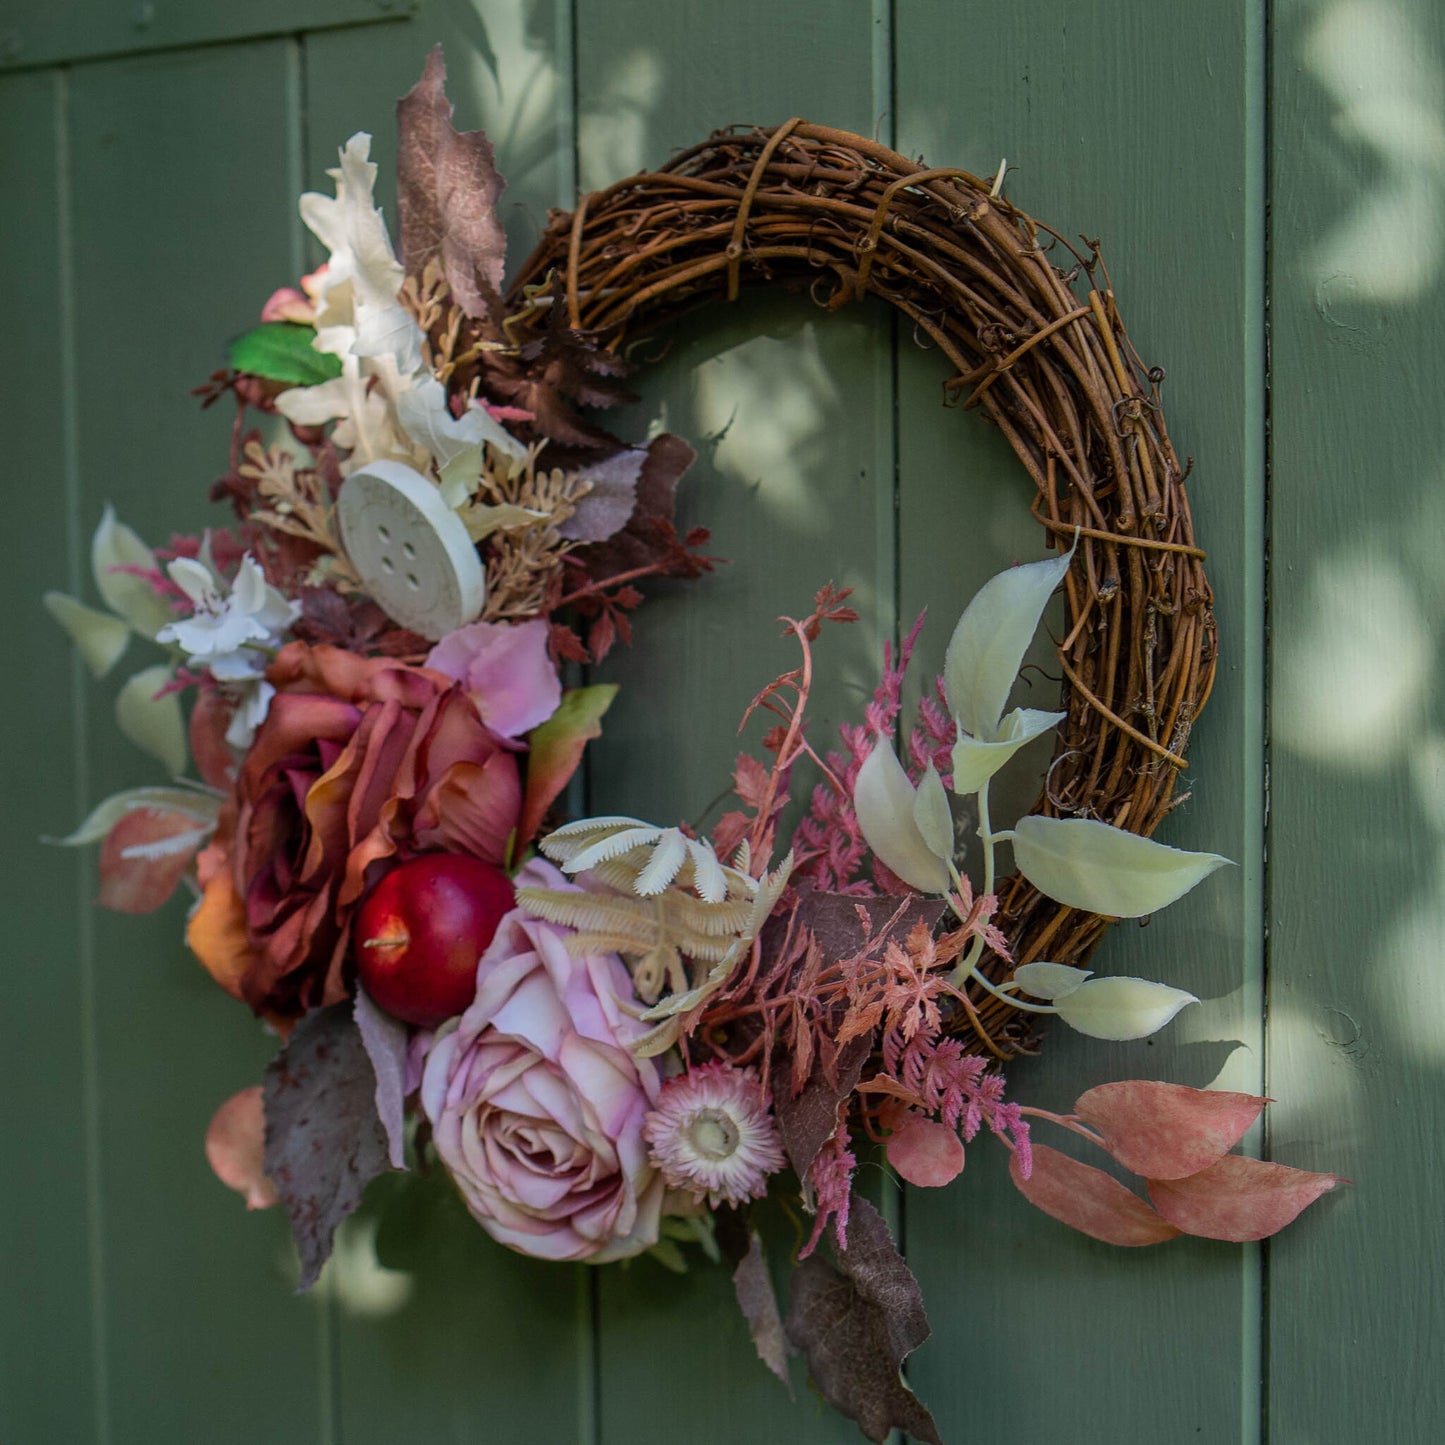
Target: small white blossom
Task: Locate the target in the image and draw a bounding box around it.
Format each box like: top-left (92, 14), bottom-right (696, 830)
top-left (158, 554), bottom-right (299, 749)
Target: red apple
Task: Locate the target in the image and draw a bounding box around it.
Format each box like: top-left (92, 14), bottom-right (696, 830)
top-left (353, 855), bottom-right (516, 1026)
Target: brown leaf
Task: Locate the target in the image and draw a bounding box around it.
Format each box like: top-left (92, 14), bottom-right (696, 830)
top-left (784, 1195), bottom-right (941, 1445)
top-left (773, 1032), bottom-right (871, 1180)
top-left (98, 807), bottom-right (207, 914)
top-left (571, 433), bottom-right (697, 580)
top-left (263, 1004), bottom-right (394, 1289)
top-left (396, 46), bottom-right (508, 320)
top-left (716, 1210), bottom-right (792, 1395)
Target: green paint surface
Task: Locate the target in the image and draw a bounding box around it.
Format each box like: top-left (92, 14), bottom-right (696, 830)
top-left (0, 0), bottom-right (1427, 1440)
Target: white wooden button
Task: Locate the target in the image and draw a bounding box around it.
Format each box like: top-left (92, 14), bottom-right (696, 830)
top-left (337, 460), bottom-right (486, 640)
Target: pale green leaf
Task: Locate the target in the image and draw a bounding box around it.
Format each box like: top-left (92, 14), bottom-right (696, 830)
top-left (1011, 961), bottom-right (1090, 1002)
top-left (854, 743), bottom-right (950, 893)
top-left (43, 592), bottom-right (131, 677)
top-left (951, 707), bottom-right (1065, 794)
top-left (115, 665), bottom-right (188, 776)
top-left (911, 764), bottom-right (955, 862)
top-left (943, 547), bottom-right (1073, 739)
top-left (1054, 976), bottom-right (1199, 1041)
top-left (91, 506), bottom-right (174, 640)
top-left (1012, 814), bottom-right (1231, 918)
top-left (47, 786), bottom-right (221, 847)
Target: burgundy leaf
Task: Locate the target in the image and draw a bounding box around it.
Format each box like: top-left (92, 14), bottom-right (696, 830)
top-left (886, 1112), bottom-right (966, 1188)
top-left (263, 1003), bottom-right (394, 1288)
top-left (354, 987), bottom-right (410, 1170)
top-left (774, 1032), bottom-right (871, 1180)
top-left (784, 1195), bottom-right (942, 1445)
top-left (204, 1086), bottom-right (279, 1210)
top-left (1075, 1079), bottom-right (1269, 1181)
top-left (1147, 1155), bottom-right (1343, 1242)
top-left (98, 807), bottom-right (207, 914)
top-left (1009, 1143), bottom-right (1181, 1246)
top-left (396, 46), bottom-right (507, 319)
top-left (571, 433), bottom-right (697, 580)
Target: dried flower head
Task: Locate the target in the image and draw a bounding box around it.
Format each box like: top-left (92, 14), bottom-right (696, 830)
top-left (643, 1063), bottom-right (786, 1208)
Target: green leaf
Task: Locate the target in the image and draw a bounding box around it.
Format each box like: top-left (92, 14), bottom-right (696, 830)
top-left (43, 591), bottom-right (131, 677)
top-left (517, 685), bottom-right (618, 845)
top-left (1054, 976), bottom-right (1199, 1041)
top-left (115, 664), bottom-right (188, 776)
top-left (950, 707), bottom-right (1064, 795)
top-left (943, 546), bottom-right (1072, 739)
top-left (91, 505), bottom-right (174, 640)
top-left (227, 322), bottom-right (343, 386)
top-left (1011, 814), bottom-right (1231, 918)
top-left (854, 743), bottom-right (950, 894)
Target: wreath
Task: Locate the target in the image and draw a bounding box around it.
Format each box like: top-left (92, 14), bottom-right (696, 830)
top-left (44, 49), bottom-right (1337, 1445)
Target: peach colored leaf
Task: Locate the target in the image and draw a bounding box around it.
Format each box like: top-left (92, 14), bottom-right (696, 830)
top-left (204, 1087), bottom-right (279, 1210)
top-left (886, 1113), bottom-right (965, 1188)
top-left (1147, 1155), bottom-right (1343, 1242)
top-left (98, 806), bottom-right (210, 913)
top-left (1076, 1080), bottom-right (1268, 1180)
top-left (517, 684), bottom-right (618, 845)
top-left (1009, 1143), bottom-right (1180, 1246)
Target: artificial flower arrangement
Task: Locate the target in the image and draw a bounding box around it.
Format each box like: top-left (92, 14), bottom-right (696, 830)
top-left (46, 54), bottom-right (1339, 1445)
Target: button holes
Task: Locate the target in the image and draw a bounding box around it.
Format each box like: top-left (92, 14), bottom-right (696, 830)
top-left (402, 541), bottom-right (417, 560)
top-left (381, 556), bottom-right (396, 574)
top-left (377, 525), bottom-right (392, 543)
top-left (405, 573), bottom-right (420, 590)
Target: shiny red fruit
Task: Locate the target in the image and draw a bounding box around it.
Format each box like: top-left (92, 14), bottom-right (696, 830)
top-left (353, 855), bottom-right (516, 1027)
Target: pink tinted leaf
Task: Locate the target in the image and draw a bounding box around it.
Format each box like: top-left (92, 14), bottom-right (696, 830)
top-left (886, 1113), bottom-right (965, 1188)
top-left (98, 807), bottom-right (208, 913)
top-left (1075, 1080), bottom-right (1268, 1181)
top-left (204, 1086), bottom-right (280, 1210)
top-left (1148, 1155), bottom-right (1343, 1242)
top-left (1009, 1143), bottom-right (1181, 1246)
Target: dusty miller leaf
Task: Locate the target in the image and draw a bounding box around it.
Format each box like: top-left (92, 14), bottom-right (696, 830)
top-left (784, 1195), bottom-right (942, 1445)
top-left (396, 46), bottom-right (508, 320)
top-left (263, 1003), bottom-right (393, 1289)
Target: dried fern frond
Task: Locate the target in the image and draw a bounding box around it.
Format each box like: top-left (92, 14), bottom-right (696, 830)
top-left (400, 258), bottom-right (499, 386)
top-left (540, 817), bottom-right (750, 903)
top-left (242, 440), bottom-right (361, 589)
top-left (473, 442), bottom-right (593, 621)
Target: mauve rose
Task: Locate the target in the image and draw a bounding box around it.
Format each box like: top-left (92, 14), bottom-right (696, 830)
top-left (187, 643), bottom-right (522, 1019)
top-left (420, 861), bottom-right (663, 1263)
top-left (425, 618), bottom-right (561, 740)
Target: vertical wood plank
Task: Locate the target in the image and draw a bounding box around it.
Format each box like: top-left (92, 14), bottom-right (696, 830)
top-left (1268, 0), bottom-right (1445, 1438)
top-left (0, 67), bottom-right (99, 1445)
top-left (895, 3), bottom-right (1267, 1440)
top-left (302, 7), bottom-right (591, 1442)
top-left (571, 3), bottom-right (896, 1440)
top-left (66, 43), bottom-right (325, 1444)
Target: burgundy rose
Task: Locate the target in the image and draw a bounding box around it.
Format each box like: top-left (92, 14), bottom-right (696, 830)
top-left (188, 643), bottom-right (522, 1019)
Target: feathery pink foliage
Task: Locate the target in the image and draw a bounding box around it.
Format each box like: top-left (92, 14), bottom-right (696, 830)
top-left (801, 1120), bottom-right (857, 1257)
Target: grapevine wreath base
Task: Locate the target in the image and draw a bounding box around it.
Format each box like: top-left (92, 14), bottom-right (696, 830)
top-left (47, 50), bottom-right (1338, 1445)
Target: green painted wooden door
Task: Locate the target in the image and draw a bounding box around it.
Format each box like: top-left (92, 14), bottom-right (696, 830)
top-left (2, 0), bottom-right (1436, 1440)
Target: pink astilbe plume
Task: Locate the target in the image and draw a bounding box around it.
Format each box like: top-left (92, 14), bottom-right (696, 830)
top-left (801, 1119), bottom-right (857, 1257)
top-left (794, 611), bottom-right (927, 892)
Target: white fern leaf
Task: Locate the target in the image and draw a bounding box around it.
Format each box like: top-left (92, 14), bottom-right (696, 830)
top-left (563, 826), bottom-right (664, 874)
top-left (634, 829), bottom-right (688, 895)
top-left (686, 838), bottom-right (728, 903)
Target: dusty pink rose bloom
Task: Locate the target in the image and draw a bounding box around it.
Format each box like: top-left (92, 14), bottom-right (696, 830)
top-left (420, 862), bottom-right (663, 1262)
top-left (425, 618), bottom-right (561, 740)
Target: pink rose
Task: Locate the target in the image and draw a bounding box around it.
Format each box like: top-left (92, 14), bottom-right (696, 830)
top-left (425, 618), bottom-right (562, 740)
top-left (420, 862), bottom-right (662, 1262)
